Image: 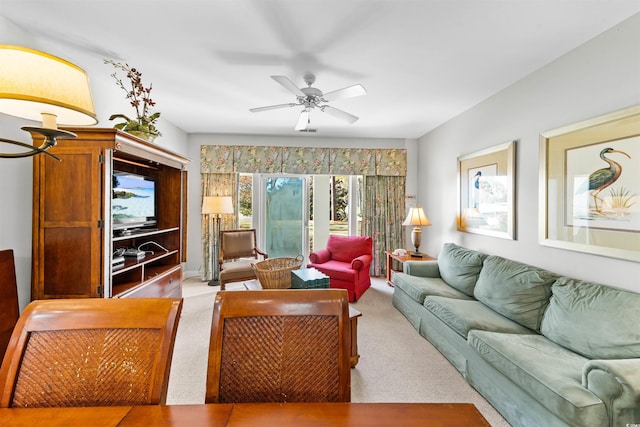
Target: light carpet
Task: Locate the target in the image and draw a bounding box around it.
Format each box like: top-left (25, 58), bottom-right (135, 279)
top-left (167, 276), bottom-right (510, 426)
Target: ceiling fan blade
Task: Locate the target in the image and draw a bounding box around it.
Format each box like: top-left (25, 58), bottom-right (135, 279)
top-left (271, 76), bottom-right (305, 97)
top-left (322, 84), bottom-right (367, 102)
top-left (321, 106), bottom-right (359, 124)
top-left (249, 103), bottom-right (297, 113)
top-left (295, 110), bottom-right (311, 130)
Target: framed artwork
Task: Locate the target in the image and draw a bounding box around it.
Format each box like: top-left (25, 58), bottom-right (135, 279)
top-left (457, 140), bottom-right (516, 239)
top-left (539, 105), bottom-right (640, 262)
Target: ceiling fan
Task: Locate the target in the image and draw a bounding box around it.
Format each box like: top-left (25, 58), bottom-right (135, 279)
top-left (250, 74), bottom-right (366, 131)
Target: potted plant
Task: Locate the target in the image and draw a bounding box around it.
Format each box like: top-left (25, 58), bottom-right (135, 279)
top-left (105, 60), bottom-right (161, 142)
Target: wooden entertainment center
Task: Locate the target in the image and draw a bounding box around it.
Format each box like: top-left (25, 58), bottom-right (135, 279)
top-left (31, 128), bottom-right (189, 300)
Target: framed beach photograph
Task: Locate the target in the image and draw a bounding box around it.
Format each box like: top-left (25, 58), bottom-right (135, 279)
top-left (539, 105), bottom-right (640, 262)
top-left (457, 140), bottom-right (516, 239)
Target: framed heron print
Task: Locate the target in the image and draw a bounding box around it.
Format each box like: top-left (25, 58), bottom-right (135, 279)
top-left (457, 140), bottom-right (516, 239)
top-left (539, 105), bottom-right (640, 262)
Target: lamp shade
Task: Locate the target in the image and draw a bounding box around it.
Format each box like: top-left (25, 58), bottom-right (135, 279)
top-left (202, 196), bottom-right (234, 215)
top-left (402, 207), bottom-right (431, 227)
top-left (0, 45), bottom-right (97, 126)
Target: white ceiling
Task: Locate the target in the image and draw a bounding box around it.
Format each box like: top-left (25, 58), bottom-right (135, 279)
top-left (2, 1), bottom-right (640, 139)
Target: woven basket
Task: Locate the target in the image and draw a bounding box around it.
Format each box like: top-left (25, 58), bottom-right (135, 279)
top-left (252, 255), bottom-right (303, 289)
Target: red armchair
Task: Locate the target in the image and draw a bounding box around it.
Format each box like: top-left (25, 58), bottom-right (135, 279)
top-left (308, 235), bottom-right (373, 302)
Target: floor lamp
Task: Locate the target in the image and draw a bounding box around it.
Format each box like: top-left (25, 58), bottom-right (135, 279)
top-left (202, 196), bottom-right (234, 286)
top-left (403, 207), bottom-right (431, 257)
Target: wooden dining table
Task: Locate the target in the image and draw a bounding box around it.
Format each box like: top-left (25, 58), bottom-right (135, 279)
top-left (1, 402), bottom-right (491, 426)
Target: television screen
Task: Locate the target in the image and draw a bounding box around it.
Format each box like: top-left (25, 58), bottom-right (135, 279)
top-left (112, 171), bottom-right (157, 230)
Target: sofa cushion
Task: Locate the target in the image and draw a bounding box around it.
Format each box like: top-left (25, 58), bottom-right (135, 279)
top-left (473, 256), bottom-right (558, 331)
top-left (326, 235), bottom-right (372, 263)
top-left (393, 273), bottom-right (472, 304)
top-left (541, 277), bottom-right (640, 359)
top-left (468, 330), bottom-right (607, 426)
top-left (437, 243), bottom-right (487, 297)
top-left (424, 296), bottom-right (533, 339)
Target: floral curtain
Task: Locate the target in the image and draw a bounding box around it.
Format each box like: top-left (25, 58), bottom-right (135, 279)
top-left (362, 175), bottom-right (406, 276)
top-left (328, 148), bottom-right (376, 175)
top-left (201, 145), bottom-right (233, 173)
top-left (234, 146), bottom-right (281, 173)
top-left (201, 172), bottom-right (238, 281)
top-left (282, 146), bottom-right (330, 174)
top-left (376, 149), bottom-right (406, 176)
top-left (201, 145), bottom-right (407, 278)
top-left (200, 145), bottom-right (406, 176)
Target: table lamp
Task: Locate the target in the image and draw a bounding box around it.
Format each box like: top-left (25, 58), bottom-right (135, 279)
top-left (403, 207), bottom-right (431, 257)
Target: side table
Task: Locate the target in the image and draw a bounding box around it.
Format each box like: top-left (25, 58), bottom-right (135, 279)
top-left (385, 250), bottom-right (435, 286)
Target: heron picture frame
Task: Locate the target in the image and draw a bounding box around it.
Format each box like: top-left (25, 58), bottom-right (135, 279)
top-left (457, 140), bottom-right (516, 240)
top-left (539, 105), bottom-right (640, 262)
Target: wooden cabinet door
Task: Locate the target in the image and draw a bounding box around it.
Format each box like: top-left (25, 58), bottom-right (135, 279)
top-left (32, 146), bottom-right (105, 299)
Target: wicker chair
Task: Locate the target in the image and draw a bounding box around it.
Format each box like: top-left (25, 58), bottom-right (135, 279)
top-left (206, 289), bottom-right (351, 403)
top-left (0, 298), bottom-right (183, 408)
top-left (218, 229), bottom-right (267, 290)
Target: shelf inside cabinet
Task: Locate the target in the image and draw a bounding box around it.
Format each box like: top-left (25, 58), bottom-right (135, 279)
top-left (113, 227), bottom-right (179, 242)
top-left (112, 249), bottom-right (179, 275)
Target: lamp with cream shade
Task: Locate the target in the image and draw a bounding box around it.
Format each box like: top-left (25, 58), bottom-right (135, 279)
top-left (0, 45), bottom-right (97, 161)
top-left (403, 207), bottom-right (431, 257)
top-left (202, 196), bottom-right (234, 286)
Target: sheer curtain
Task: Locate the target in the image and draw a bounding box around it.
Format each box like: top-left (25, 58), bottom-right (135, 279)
top-left (362, 175), bottom-right (406, 277)
top-left (201, 173), bottom-right (238, 281)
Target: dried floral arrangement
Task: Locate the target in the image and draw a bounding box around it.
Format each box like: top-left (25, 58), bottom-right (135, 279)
top-left (105, 60), bottom-right (161, 140)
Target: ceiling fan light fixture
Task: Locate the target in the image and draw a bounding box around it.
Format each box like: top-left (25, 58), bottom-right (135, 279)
top-left (295, 109), bottom-right (311, 131)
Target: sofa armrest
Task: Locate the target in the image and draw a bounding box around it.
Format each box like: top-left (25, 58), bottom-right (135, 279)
top-left (583, 359), bottom-right (640, 425)
top-left (403, 260), bottom-right (440, 278)
top-left (351, 254), bottom-right (372, 271)
top-left (309, 249), bottom-right (331, 264)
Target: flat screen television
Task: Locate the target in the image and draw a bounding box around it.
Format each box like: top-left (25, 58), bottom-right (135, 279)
top-left (112, 170), bottom-right (157, 232)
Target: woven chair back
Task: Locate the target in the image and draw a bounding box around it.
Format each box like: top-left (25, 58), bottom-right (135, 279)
top-left (220, 229), bottom-right (258, 259)
top-left (206, 289), bottom-right (350, 403)
top-left (0, 298), bottom-right (182, 408)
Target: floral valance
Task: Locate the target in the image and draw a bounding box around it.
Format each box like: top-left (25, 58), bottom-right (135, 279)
top-left (201, 145), bottom-right (406, 176)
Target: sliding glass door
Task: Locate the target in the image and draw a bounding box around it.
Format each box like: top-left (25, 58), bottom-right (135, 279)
top-left (248, 174), bottom-right (361, 261)
top-left (260, 175), bottom-right (309, 259)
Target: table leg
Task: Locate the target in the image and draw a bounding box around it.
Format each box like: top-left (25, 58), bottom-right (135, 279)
top-left (350, 315), bottom-right (359, 368)
top-left (386, 252), bottom-right (394, 286)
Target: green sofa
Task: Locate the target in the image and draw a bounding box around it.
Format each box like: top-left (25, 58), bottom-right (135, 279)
top-left (392, 243), bottom-right (640, 427)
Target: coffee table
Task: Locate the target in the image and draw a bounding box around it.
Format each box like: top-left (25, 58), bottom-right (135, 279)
top-left (291, 267), bottom-right (329, 289)
top-left (243, 279), bottom-right (362, 368)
